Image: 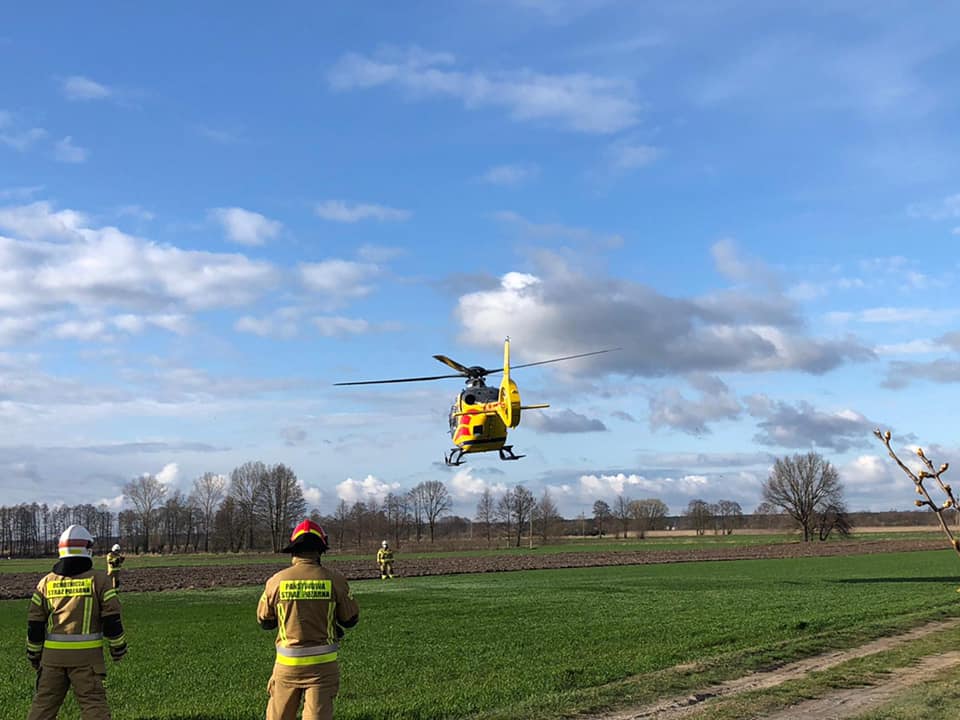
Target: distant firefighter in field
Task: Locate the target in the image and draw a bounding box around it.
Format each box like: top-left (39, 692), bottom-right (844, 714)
top-left (377, 540), bottom-right (395, 580)
top-left (26, 524), bottom-right (127, 720)
top-left (257, 519), bottom-right (360, 720)
top-left (106, 544), bottom-right (124, 588)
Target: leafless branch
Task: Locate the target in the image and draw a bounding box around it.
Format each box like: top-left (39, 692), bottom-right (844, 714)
top-left (874, 429), bottom-right (960, 556)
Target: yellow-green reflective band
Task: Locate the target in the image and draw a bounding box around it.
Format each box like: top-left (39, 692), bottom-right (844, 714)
top-left (276, 604), bottom-right (287, 643)
top-left (275, 651), bottom-right (337, 666)
top-left (103, 589), bottom-right (118, 601)
top-left (45, 639), bottom-right (103, 650)
top-left (26, 642), bottom-right (42, 652)
top-left (107, 634), bottom-right (126, 647)
top-left (82, 597), bottom-right (93, 634)
top-left (31, 593), bottom-right (43, 607)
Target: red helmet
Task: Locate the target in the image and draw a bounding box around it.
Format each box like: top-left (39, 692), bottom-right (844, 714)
top-left (281, 519), bottom-right (328, 553)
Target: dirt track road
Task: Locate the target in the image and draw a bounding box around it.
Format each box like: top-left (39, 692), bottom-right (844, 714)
top-left (591, 618), bottom-right (960, 720)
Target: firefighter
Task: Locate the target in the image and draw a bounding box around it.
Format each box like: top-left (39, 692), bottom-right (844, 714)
top-left (257, 519), bottom-right (359, 720)
top-left (105, 544), bottom-right (124, 588)
top-left (26, 524), bottom-right (127, 720)
top-left (376, 540), bottom-right (394, 579)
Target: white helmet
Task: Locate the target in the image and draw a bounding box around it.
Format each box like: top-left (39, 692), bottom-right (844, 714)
top-left (381, 540), bottom-right (388, 548)
top-left (111, 544), bottom-right (121, 552)
top-left (58, 525), bottom-right (94, 559)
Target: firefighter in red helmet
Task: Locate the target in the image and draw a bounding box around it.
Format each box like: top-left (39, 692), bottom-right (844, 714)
top-left (257, 519), bottom-right (359, 720)
top-left (26, 524), bottom-right (127, 720)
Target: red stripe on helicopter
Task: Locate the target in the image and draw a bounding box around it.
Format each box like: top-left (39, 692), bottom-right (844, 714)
top-left (453, 411), bottom-right (478, 442)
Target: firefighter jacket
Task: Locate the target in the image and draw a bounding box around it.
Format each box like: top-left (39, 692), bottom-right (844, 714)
top-left (28, 568), bottom-right (125, 670)
top-left (377, 548), bottom-right (393, 565)
top-left (257, 557), bottom-right (359, 679)
top-left (106, 552), bottom-right (124, 575)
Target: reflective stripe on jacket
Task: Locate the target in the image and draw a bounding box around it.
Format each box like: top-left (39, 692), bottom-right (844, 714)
top-left (28, 570), bottom-right (123, 668)
top-left (257, 557), bottom-right (359, 674)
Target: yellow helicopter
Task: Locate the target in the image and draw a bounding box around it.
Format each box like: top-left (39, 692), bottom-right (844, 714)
top-left (335, 338), bottom-right (615, 466)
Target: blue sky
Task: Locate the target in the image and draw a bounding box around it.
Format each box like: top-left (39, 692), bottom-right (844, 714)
top-left (2, 1), bottom-right (960, 519)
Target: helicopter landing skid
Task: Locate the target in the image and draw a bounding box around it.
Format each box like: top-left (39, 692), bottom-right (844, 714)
top-left (445, 448), bottom-right (467, 467)
top-left (499, 445), bottom-right (525, 461)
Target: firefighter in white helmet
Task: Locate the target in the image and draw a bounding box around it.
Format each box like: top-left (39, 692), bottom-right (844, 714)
top-left (26, 524), bottom-right (127, 720)
top-left (376, 540), bottom-right (394, 580)
top-left (257, 519), bottom-right (359, 720)
top-left (106, 544), bottom-right (124, 588)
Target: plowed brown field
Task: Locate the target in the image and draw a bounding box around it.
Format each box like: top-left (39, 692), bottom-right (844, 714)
top-left (0, 538), bottom-right (945, 600)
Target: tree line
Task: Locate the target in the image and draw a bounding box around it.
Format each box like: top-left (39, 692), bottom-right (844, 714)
top-left (0, 451), bottom-right (857, 557)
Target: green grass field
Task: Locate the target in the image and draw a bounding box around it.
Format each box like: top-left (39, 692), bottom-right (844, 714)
top-left (2, 549), bottom-right (958, 719)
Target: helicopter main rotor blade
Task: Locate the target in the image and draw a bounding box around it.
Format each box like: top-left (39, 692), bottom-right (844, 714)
top-left (432, 355), bottom-right (473, 375)
top-left (485, 347), bottom-right (620, 375)
top-left (334, 372), bottom-right (466, 386)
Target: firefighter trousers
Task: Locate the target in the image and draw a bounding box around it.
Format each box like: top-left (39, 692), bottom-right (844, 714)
top-left (28, 665), bottom-right (111, 720)
top-left (267, 674), bottom-right (336, 720)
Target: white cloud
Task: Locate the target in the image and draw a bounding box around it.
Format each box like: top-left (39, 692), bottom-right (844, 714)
top-left (711, 238), bottom-right (778, 286)
top-left (449, 467), bottom-right (507, 499)
top-left (53, 320), bottom-right (110, 341)
top-left (300, 481), bottom-right (323, 506)
top-left (649, 375), bottom-right (742, 436)
top-left (328, 47), bottom-right (639, 134)
top-left (455, 256), bottom-right (870, 377)
top-left (97, 495), bottom-right (125, 512)
top-left (0, 127), bottom-right (47, 151)
top-left (494, 210), bottom-right (624, 248)
top-left (235, 308), bottom-right (300, 338)
top-left (604, 141), bottom-right (659, 172)
top-left (299, 259), bottom-right (380, 300)
top-left (313, 316), bottom-right (371, 337)
top-left (577, 472), bottom-right (709, 499)
top-left (315, 200), bottom-right (411, 223)
top-left (479, 164), bottom-right (539, 186)
top-left (54, 136), bottom-right (89, 164)
top-left (336, 474), bottom-right (399, 504)
top-left (155, 462), bottom-right (180, 486)
top-left (525, 409), bottom-right (607, 433)
top-left (62, 75), bottom-right (112, 101)
top-left (0, 202), bottom-right (279, 326)
top-left (211, 207), bottom-right (282, 246)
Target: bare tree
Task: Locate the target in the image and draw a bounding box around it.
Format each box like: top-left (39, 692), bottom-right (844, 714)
top-left (191, 472), bottom-right (226, 552)
top-left (762, 452), bottom-right (846, 541)
top-left (509, 485), bottom-right (535, 547)
top-left (257, 464), bottom-right (307, 552)
top-left (228, 461), bottom-right (268, 550)
top-left (414, 480), bottom-right (452, 542)
top-left (408, 487), bottom-right (425, 542)
top-left (685, 499), bottom-right (712, 536)
top-left (593, 500), bottom-right (612, 537)
top-left (816, 501), bottom-right (852, 540)
top-left (535, 489), bottom-right (560, 541)
top-left (629, 498), bottom-right (668, 539)
top-left (384, 492), bottom-right (407, 548)
top-left (123, 475), bottom-right (167, 553)
top-left (496, 489), bottom-right (514, 545)
top-left (349, 501), bottom-right (368, 551)
top-left (332, 499), bottom-right (349, 552)
top-left (716, 500), bottom-right (744, 535)
top-left (613, 495), bottom-right (631, 538)
top-left (475, 487), bottom-right (495, 545)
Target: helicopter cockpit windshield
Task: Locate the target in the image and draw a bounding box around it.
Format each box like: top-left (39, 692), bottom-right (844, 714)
top-left (461, 387), bottom-right (499, 406)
